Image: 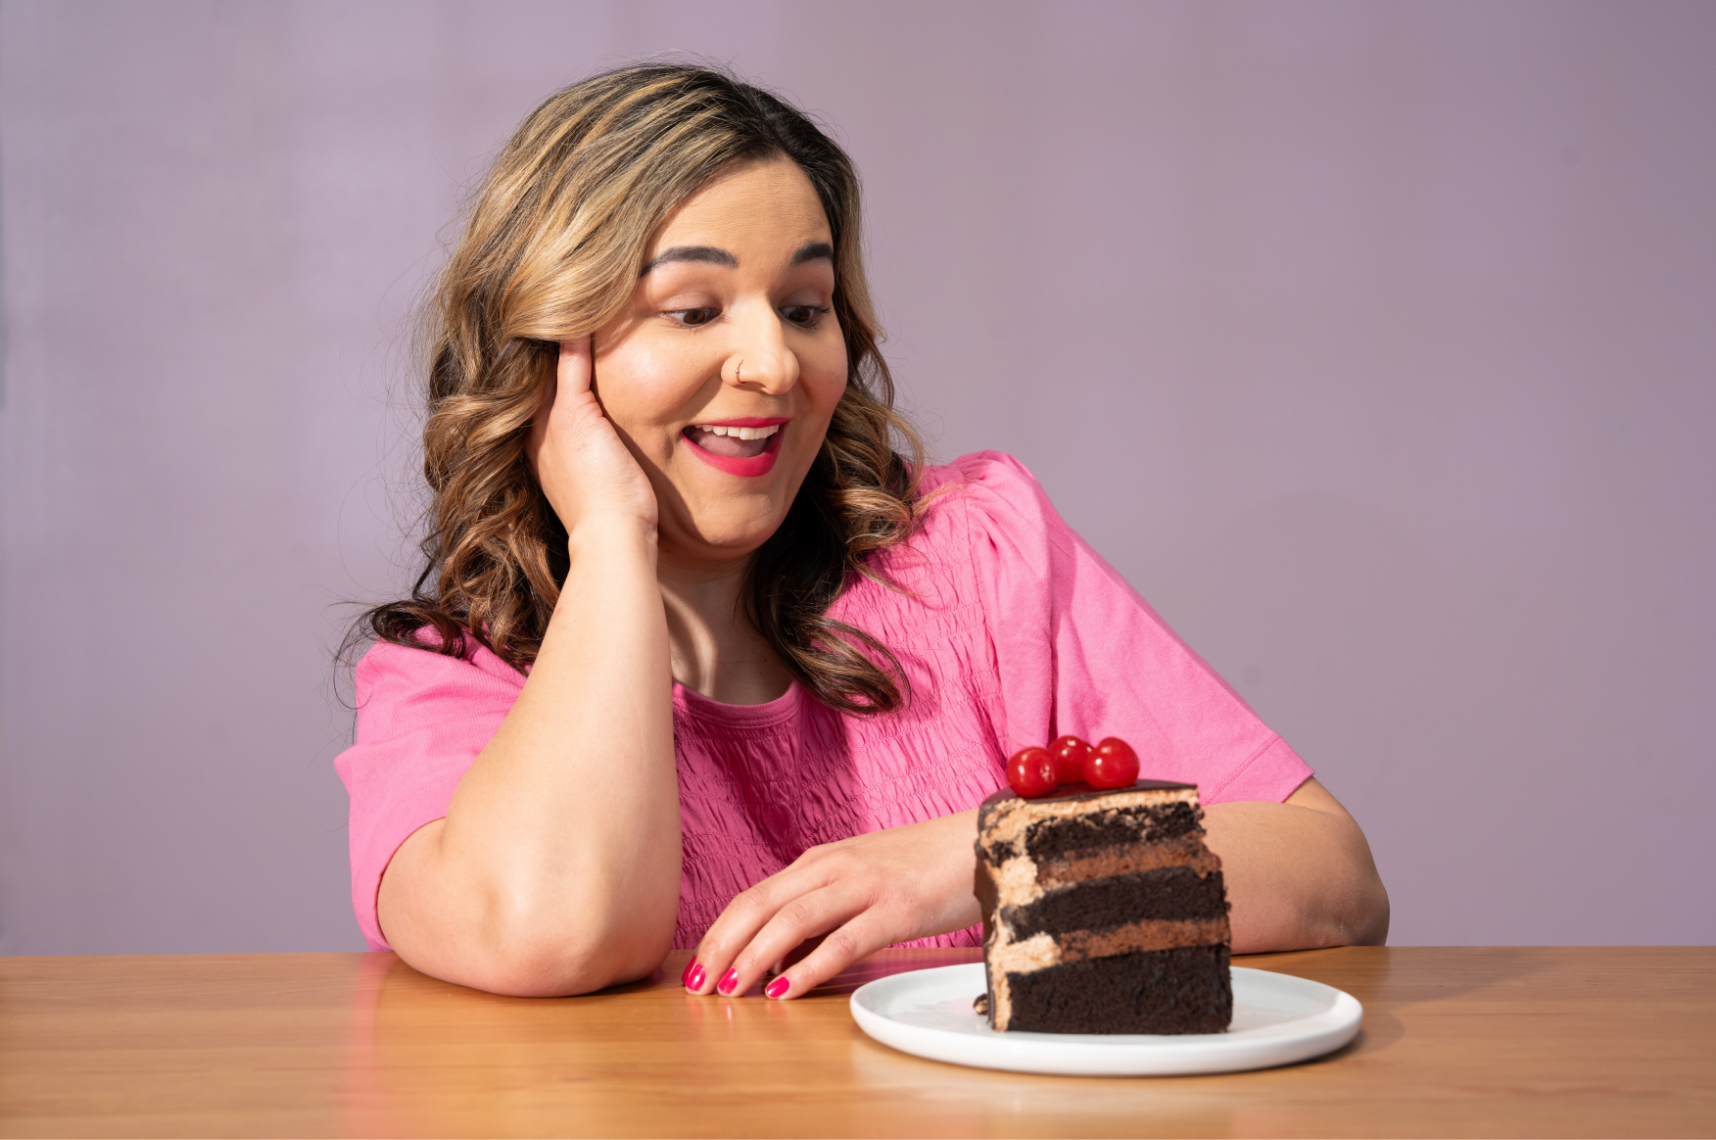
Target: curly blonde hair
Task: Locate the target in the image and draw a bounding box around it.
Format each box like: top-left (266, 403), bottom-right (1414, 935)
top-left (357, 63), bottom-right (925, 713)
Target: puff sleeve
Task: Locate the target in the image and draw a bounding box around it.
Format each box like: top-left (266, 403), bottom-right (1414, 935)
top-left (334, 640), bottom-right (524, 949)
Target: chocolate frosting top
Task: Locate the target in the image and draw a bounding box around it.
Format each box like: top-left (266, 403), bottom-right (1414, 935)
top-left (980, 779), bottom-right (1195, 809)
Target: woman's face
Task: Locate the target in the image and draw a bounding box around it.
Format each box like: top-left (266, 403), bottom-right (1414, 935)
top-left (589, 158), bottom-right (848, 564)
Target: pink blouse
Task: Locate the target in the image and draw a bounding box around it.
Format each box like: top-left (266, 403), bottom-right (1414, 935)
top-left (336, 452), bottom-right (1312, 952)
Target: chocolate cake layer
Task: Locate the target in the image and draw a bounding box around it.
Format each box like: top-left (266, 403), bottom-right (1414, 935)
top-left (1001, 945), bottom-right (1233, 1034)
top-left (1021, 800), bottom-right (1201, 860)
top-left (976, 782), bottom-right (1201, 864)
top-left (1004, 866), bottom-right (1228, 940)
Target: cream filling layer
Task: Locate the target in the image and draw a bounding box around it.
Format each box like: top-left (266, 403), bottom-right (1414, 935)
top-left (989, 839), bottom-right (1222, 909)
top-left (991, 916), bottom-right (1231, 975)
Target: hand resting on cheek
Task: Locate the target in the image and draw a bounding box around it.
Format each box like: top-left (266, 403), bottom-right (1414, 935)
top-left (526, 336), bottom-right (660, 549)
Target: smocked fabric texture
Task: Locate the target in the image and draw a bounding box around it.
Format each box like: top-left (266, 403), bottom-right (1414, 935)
top-left (336, 452), bottom-right (1312, 952)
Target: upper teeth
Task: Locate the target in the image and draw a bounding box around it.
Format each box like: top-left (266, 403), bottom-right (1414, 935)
top-left (694, 424), bottom-right (780, 440)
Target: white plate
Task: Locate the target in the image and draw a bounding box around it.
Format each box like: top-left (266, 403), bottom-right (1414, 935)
top-left (849, 963), bottom-right (1362, 1076)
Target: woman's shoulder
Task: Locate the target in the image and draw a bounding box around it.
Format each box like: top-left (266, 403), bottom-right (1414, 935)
top-left (842, 451), bottom-right (1060, 613)
top-left (353, 628), bottom-right (525, 712)
top-left (915, 449), bottom-right (1042, 503)
top-left (908, 450), bottom-right (1066, 555)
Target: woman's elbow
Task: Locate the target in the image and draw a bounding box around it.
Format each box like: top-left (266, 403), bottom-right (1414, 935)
top-left (1306, 798), bottom-right (1390, 948)
top-left (455, 942), bottom-right (634, 999)
top-left (1329, 871), bottom-right (1390, 947)
top-left (1312, 853), bottom-right (1390, 948)
top-left (386, 880), bottom-right (677, 997)
top-left (1234, 841), bottom-right (1390, 952)
top-left (411, 916), bottom-right (673, 997)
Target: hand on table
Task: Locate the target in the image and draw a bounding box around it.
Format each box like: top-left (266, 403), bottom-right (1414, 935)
top-left (684, 810), bottom-right (981, 1000)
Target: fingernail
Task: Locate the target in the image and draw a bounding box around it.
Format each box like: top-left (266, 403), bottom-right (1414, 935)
top-left (764, 976), bottom-right (790, 1000)
top-left (680, 959), bottom-right (698, 987)
top-left (717, 968), bottom-right (739, 995)
top-left (686, 964), bottom-right (706, 992)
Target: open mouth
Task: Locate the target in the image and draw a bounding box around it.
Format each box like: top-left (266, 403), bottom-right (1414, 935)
top-left (682, 422), bottom-right (781, 459)
top-left (680, 418), bottom-right (787, 477)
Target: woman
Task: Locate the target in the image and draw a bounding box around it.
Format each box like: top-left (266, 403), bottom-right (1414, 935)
top-left (337, 63), bottom-right (1389, 1000)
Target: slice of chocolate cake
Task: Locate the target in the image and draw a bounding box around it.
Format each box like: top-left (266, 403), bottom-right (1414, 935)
top-left (974, 780), bottom-right (1232, 1034)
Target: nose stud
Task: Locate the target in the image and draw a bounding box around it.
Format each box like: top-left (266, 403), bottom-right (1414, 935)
top-left (732, 357), bottom-right (744, 384)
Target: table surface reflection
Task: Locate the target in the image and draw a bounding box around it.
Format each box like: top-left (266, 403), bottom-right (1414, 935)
top-left (2, 946), bottom-right (1712, 1137)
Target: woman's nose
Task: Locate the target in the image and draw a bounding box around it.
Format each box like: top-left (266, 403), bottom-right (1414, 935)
top-left (724, 307), bottom-right (798, 395)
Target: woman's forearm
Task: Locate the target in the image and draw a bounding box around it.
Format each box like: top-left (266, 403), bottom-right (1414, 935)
top-left (1201, 777), bottom-right (1390, 953)
top-left (378, 516), bottom-right (680, 996)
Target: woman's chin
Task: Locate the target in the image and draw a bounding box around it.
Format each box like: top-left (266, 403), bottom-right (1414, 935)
top-left (655, 454), bottom-right (809, 559)
top-left (658, 494), bottom-right (793, 563)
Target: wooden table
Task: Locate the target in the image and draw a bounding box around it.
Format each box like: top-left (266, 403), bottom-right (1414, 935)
top-left (1, 947), bottom-right (1711, 1137)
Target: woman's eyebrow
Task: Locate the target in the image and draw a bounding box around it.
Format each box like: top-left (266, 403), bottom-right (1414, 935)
top-left (641, 245), bottom-right (737, 274)
top-left (791, 241), bottom-right (834, 266)
top-left (639, 241), bottom-right (833, 276)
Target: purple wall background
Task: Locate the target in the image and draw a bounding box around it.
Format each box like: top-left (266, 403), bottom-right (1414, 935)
top-left (2, 1), bottom-right (1712, 954)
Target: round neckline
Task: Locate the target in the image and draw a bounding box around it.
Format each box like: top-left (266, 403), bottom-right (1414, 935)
top-left (672, 677), bottom-right (806, 727)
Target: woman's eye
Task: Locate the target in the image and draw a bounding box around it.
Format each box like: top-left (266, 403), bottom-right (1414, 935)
top-left (783, 305), bottom-right (830, 328)
top-left (667, 308), bottom-right (719, 327)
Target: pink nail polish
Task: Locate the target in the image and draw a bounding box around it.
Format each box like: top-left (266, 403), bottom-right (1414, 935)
top-left (717, 968), bottom-right (739, 995)
top-left (680, 959), bottom-right (698, 987)
top-left (764, 976), bottom-right (790, 1000)
top-left (686, 964), bottom-right (706, 991)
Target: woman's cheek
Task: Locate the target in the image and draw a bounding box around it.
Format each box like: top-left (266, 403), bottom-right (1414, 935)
top-left (806, 339), bottom-right (849, 414)
top-left (597, 340), bottom-right (715, 446)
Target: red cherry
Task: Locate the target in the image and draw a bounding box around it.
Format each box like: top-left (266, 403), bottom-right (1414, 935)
top-left (1006, 746), bottom-right (1058, 797)
top-left (1048, 735), bottom-right (1092, 784)
top-left (1088, 737), bottom-right (1141, 789)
